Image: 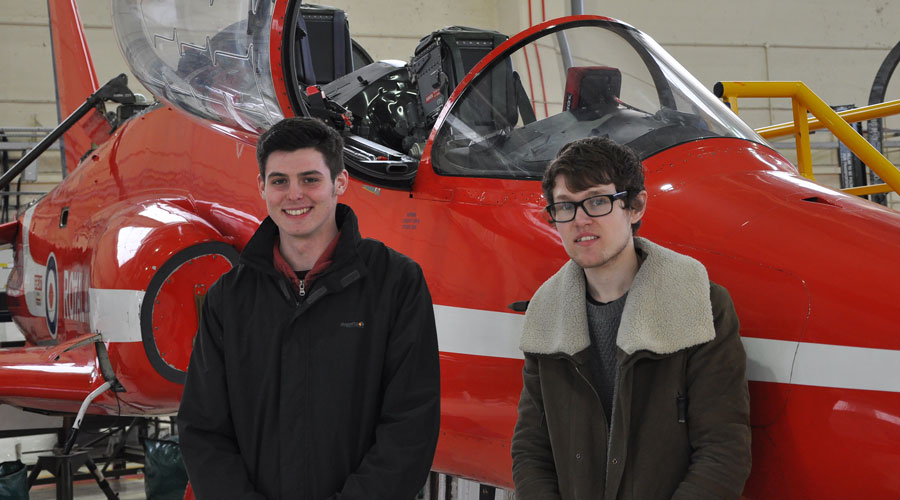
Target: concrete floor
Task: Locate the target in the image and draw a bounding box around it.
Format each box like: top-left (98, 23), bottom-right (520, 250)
top-left (29, 474), bottom-right (149, 500)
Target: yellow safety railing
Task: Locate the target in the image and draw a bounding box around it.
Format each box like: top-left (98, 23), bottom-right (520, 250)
top-left (714, 81), bottom-right (900, 197)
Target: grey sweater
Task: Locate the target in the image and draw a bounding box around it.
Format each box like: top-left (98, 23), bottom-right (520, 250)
top-left (586, 292), bottom-right (627, 426)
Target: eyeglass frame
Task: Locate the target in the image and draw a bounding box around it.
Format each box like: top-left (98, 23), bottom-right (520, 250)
top-left (545, 191), bottom-right (629, 223)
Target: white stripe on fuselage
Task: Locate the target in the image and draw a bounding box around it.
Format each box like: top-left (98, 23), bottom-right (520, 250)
top-left (90, 288), bottom-right (145, 342)
top-left (19, 203), bottom-right (145, 342)
top-left (20, 204), bottom-right (47, 318)
top-left (742, 338), bottom-right (900, 393)
top-left (433, 305), bottom-right (900, 394)
top-left (75, 292), bottom-right (900, 394)
top-left (434, 305), bottom-right (525, 360)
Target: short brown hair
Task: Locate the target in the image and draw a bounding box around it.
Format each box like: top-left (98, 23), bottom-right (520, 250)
top-left (256, 117), bottom-right (344, 180)
top-left (543, 137), bottom-right (646, 233)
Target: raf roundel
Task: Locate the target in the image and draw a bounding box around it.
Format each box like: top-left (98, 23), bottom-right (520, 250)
top-left (44, 253), bottom-right (59, 339)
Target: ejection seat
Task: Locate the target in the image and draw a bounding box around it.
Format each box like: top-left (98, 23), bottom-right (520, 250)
top-left (292, 4), bottom-right (354, 87)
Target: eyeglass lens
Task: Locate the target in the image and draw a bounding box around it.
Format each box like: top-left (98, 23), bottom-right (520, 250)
top-left (549, 195), bottom-right (616, 222)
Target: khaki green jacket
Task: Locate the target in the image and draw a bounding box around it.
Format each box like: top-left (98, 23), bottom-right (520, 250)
top-left (511, 238), bottom-right (751, 500)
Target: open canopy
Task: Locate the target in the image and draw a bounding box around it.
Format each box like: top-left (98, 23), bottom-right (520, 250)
top-left (112, 0), bottom-right (283, 133)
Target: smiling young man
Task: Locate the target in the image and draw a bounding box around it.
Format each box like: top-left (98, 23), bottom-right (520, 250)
top-left (511, 137), bottom-right (751, 500)
top-left (178, 117), bottom-right (441, 500)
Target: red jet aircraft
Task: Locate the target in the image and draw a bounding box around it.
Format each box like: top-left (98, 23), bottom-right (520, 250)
top-left (1, 1), bottom-right (899, 498)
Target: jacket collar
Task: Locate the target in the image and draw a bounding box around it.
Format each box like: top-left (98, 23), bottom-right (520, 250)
top-left (520, 237), bottom-right (715, 356)
top-left (272, 231), bottom-right (340, 290)
top-left (241, 203), bottom-right (362, 276)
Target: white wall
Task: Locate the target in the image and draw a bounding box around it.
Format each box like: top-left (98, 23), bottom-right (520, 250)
top-left (0, 405), bottom-right (62, 464)
top-left (1, 0), bottom-right (899, 205)
top-left (581, 0), bottom-right (900, 205)
top-left (327, 0), bottom-right (503, 60)
top-left (1, 2), bottom-right (142, 204)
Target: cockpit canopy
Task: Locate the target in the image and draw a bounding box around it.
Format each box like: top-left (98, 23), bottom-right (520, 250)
top-left (429, 19), bottom-right (763, 179)
top-left (112, 3), bottom-right (762, 186)
top-left (112, 0), bottom-right (283, 133)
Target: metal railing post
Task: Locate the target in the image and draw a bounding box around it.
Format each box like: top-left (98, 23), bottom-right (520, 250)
top-left (714, 81), bottom-right (900, 197)
top-left (791, 98), bottom-right (814, 180)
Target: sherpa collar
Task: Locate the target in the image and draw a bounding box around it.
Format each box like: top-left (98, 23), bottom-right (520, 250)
top-left (520, 238), bottom-right (715, 356)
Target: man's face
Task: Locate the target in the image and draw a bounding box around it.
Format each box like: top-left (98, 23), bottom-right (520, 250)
top-left (551, 175), bottom-right (646, 270)
top-left (257, 148), bottom-right (348, 243)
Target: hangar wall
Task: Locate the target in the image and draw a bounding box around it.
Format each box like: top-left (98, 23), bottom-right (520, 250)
top-left (1, 0), bottom-right (899, 208)
top-left (583, 0), bottom-right (900, 207)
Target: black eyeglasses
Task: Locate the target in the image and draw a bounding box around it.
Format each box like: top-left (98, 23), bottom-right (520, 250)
top-left (545, 191), bottom-right (628, 223)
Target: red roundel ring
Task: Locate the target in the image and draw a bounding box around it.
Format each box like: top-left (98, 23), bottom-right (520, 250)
top-left (140, 242), bottom-right (239, 384)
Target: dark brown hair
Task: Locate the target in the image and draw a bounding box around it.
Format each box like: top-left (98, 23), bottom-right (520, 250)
top-left (256, 117), bottom-right (344, 180)
top-left (543, 137), bottom-right (646, 232)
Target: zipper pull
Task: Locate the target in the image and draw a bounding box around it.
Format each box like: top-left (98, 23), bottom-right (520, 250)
top-left (676, 393), bottom-right (687, 423)
top-left (298, 279), bottom-right (306, 297)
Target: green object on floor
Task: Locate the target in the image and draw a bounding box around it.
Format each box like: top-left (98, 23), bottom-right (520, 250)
top-left (0, 460), bottom-right (28, 500)
top-left (143, 437), bottom-right (188, 500)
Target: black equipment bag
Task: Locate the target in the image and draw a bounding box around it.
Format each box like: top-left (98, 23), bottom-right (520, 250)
top-left (409, 26), bottom-right (508, 121)
top-left (143, 437), bottom-right (188, 500)
top-left (0, 460), bottom-right (28, 500)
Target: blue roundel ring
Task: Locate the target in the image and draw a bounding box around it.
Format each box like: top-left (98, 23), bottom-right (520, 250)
top-left (45, 253), bottom-right (58, 338)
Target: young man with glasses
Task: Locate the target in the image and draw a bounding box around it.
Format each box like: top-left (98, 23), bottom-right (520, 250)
top-left (511, 137), bottom-right (751, 500)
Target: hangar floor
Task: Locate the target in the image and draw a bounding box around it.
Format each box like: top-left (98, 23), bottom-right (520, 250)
top-left (29, 475), bottom-right (148, 500)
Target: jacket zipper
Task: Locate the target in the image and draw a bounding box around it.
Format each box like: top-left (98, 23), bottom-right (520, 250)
top-left (298, 278), bottom-right (305, 297)
top-left (570, 361), bottom-right (615, 498)
top-left (276, 277), bottom-right (301, 307)
top-left (572, 363), bottom-right (603, 406)
top-left (559, 355), bottom-right (608, 422)
top-left (567, 354), bottom-right (641, 500)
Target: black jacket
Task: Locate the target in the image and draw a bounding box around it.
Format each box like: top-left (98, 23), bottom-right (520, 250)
top-left (179, 204), bottom-right (441, 500)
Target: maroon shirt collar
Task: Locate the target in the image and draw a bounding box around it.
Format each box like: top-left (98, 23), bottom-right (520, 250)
top-left (273, 231), bottom-right (341, 291)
